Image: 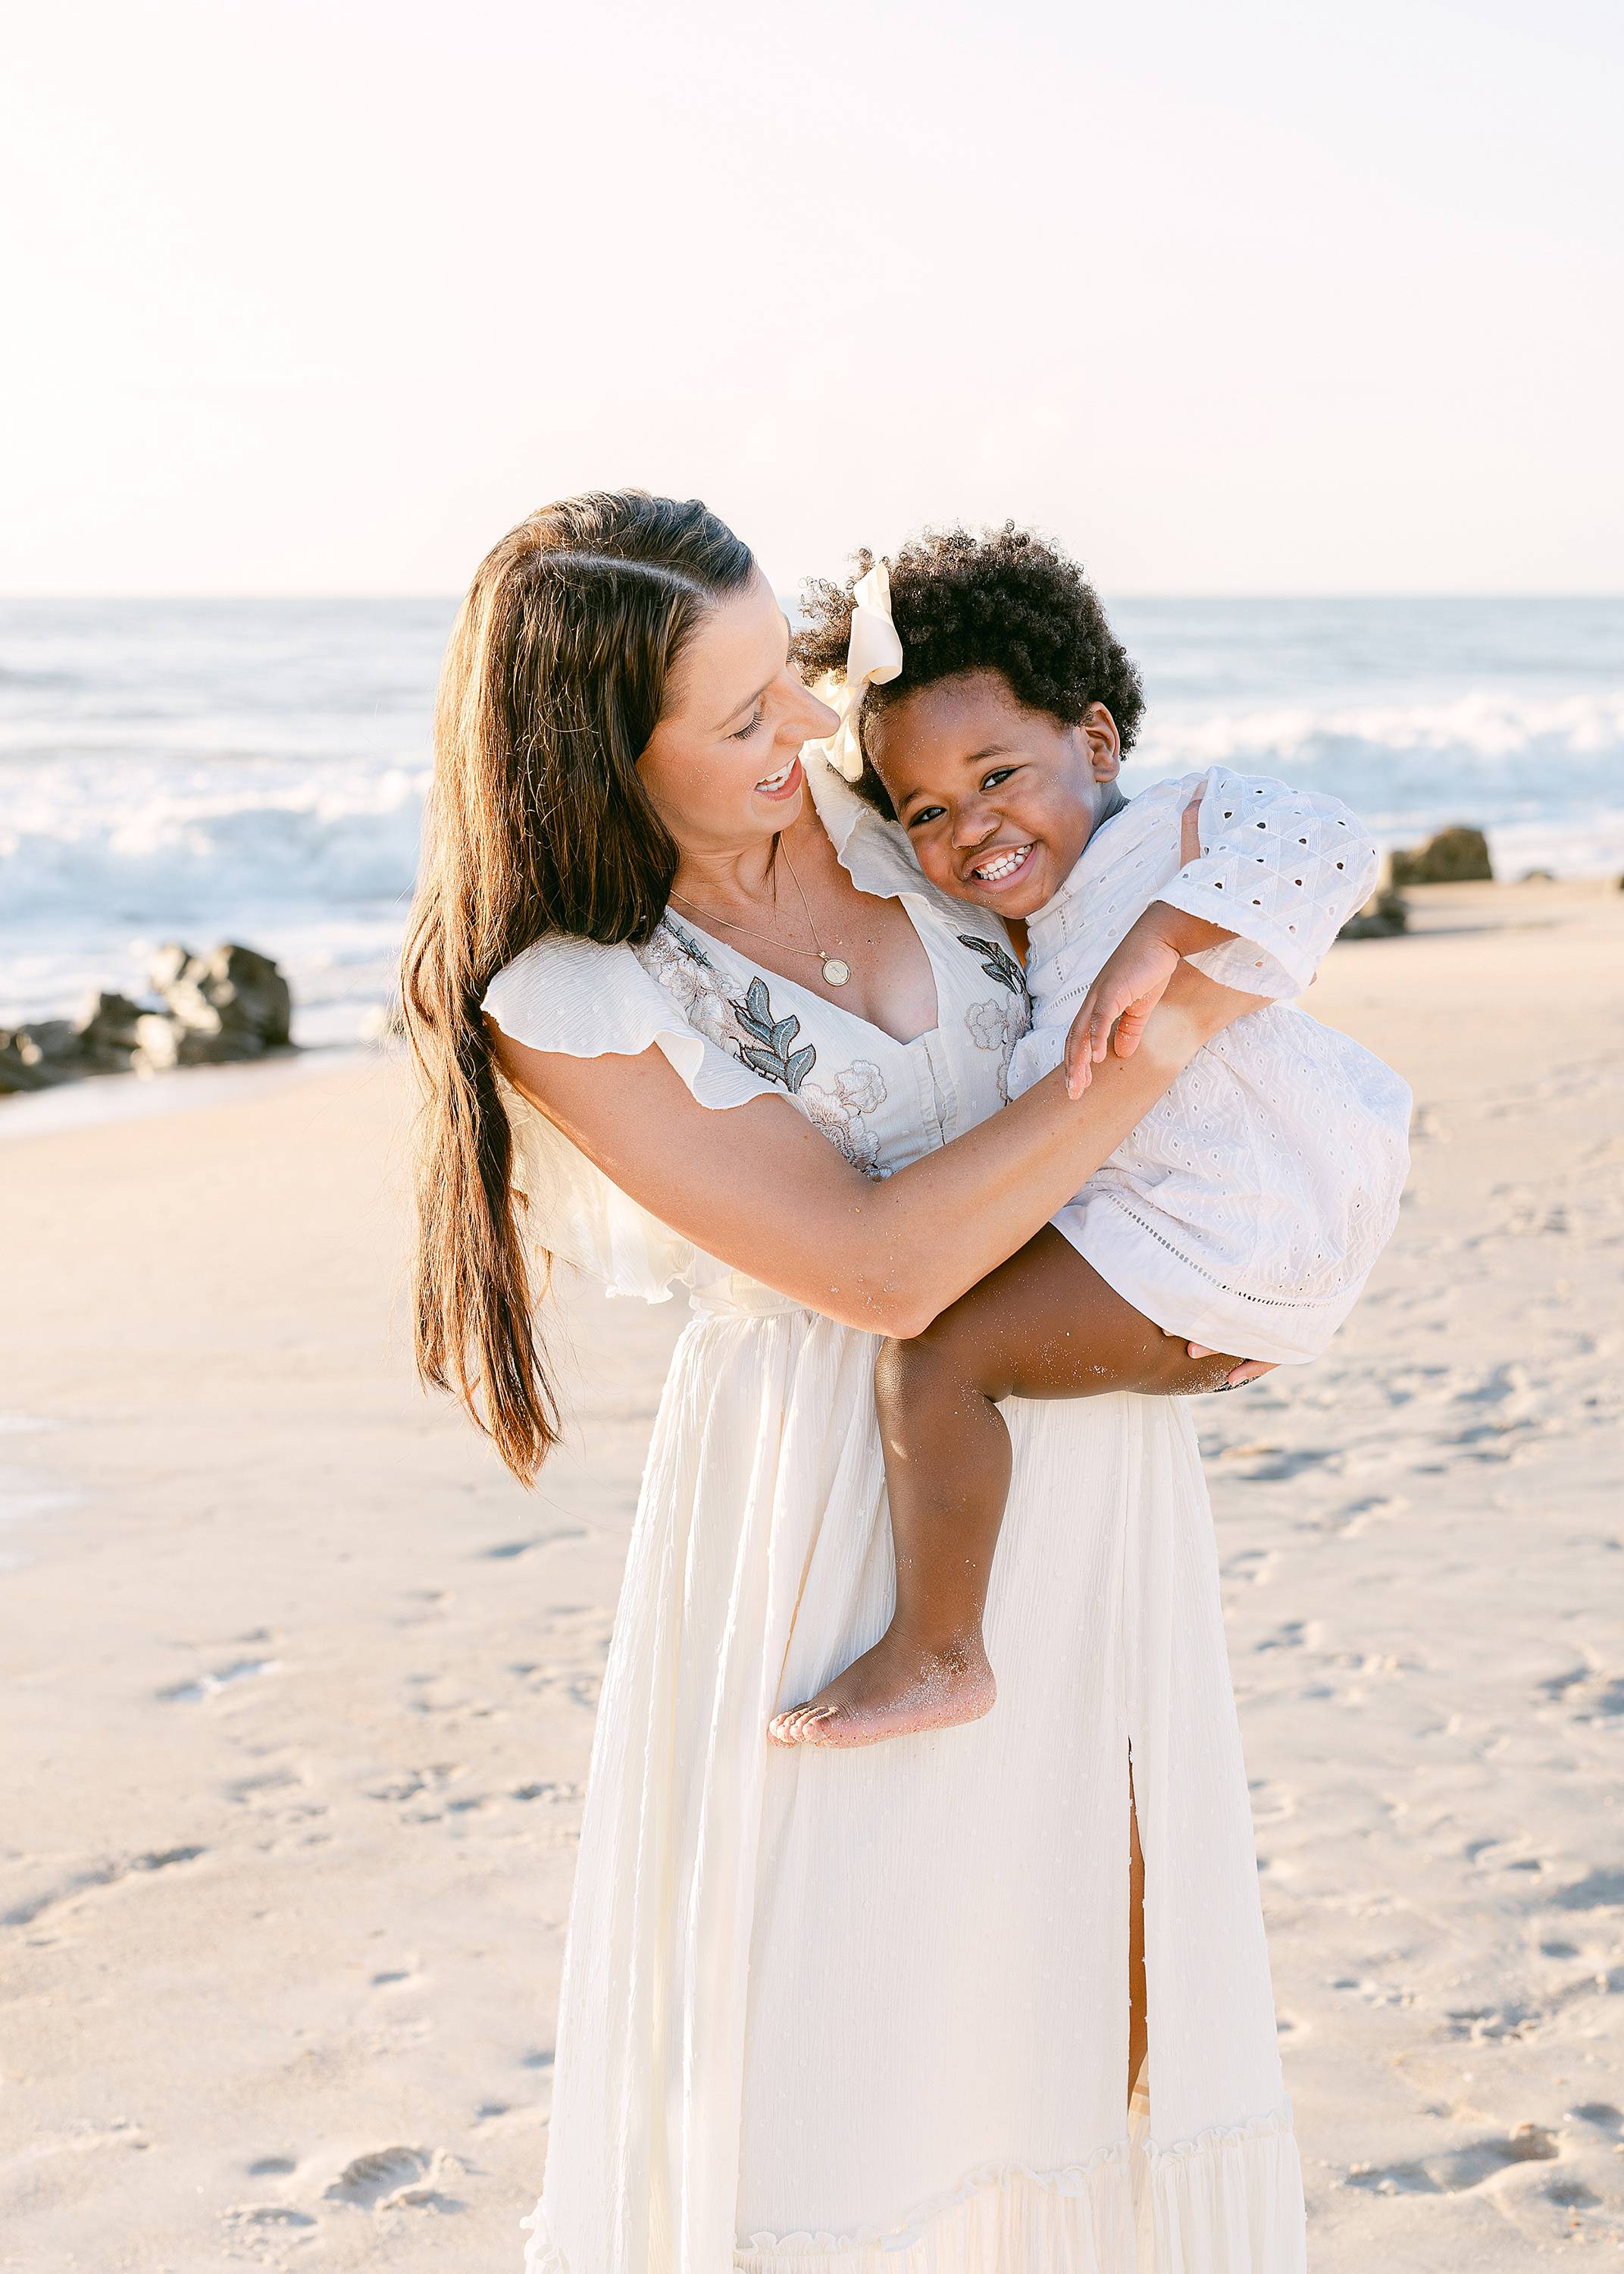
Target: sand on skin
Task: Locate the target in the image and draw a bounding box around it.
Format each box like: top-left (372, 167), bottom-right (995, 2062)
top-left (1, 877), bottom-right (1620, 2269)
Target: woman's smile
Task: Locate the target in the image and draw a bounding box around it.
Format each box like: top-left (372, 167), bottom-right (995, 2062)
top-left (755, 754), bottom-right (803, 799)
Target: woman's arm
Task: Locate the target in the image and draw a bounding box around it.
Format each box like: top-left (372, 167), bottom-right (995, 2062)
top-left (493, 962), bottom-right (1266, 1340)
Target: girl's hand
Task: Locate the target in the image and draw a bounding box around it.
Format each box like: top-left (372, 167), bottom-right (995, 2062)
top-left (1063, 921), bottom-right (1182, 1098)
top-left (1061, 797), bottom-right (1247, 1098)
top-left (1064, 790), bottom-right (1227, 1098)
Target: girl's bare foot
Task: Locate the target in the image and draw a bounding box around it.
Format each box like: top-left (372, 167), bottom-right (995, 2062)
top-left (768, 1627), bottom-right (995, 1748)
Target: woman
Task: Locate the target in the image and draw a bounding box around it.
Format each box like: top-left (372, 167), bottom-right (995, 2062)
top-left (404, 492), bottom-right (1306, 2272)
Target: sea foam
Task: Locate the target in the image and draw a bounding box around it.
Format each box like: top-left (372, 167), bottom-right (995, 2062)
top-left (2, 596), bottom-right (1620, 1032)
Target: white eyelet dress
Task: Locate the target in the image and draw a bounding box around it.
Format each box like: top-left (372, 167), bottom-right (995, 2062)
top-left (483, 762), bottom-right (1307, 2274)
top-left (1010, 769), bottom-right (1413, 1367)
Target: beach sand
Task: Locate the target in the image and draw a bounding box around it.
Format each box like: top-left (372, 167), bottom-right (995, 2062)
top-left (2, 878), bottom-right (1619, 2269)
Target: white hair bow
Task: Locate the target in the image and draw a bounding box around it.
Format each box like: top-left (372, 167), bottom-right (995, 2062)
top-left (812, 561), bottom-right (903, 784)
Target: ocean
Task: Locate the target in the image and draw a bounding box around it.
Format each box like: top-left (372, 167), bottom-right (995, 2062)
top-left (2, 595), bottom-right (1620, 1038)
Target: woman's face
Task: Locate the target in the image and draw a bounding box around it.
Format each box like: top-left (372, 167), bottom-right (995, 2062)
top-left (639, 574), bottom-right (837, 860)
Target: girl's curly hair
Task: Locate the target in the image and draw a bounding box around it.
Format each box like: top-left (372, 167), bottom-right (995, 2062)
top-left (794, 524), bottom-right (1144, 819)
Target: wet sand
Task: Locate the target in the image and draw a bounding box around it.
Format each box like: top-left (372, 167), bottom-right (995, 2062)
top-left (2, 877), bottom-right (1620, 2268)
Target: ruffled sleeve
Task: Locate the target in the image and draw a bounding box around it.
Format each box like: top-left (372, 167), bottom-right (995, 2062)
top-left (1159, 769), bottom-right (1378, 997)
top-left (483, 934), bottom-right (771, 1302)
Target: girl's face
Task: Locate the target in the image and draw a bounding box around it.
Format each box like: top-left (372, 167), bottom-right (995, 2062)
top-left (867, 671), bottom-right (1122, 919)
top-left (638, 573), bottom-right (837, 860)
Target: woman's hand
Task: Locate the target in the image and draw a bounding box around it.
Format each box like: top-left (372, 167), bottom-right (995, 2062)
top-left (1158, 1326), bottom-right (1277, 1391)
top-left (1192, 1342), bottom-right (1277, 1389)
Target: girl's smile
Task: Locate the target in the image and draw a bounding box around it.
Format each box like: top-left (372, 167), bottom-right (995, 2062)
top-left (966, 840), bottom-right (1037, 889)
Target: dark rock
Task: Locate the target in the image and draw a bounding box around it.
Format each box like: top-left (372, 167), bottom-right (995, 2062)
top-left (1339, 886), bottom-right (1409, 941)
top-left (69, 991), bottom-right (146, 1073)
top-left (187, 943), bottom-right (292, 1046)
top-left (130, 1014), bottom-right (217, 1073)
top-left (0, 1035), bottom-right (55, 1093)
top-left (147, 942), bottom-right (194, 991)
top-left (75, 991), bottom-right (146, 1048)
top-left (130, 941), bottom-right (295, 1070)
top-left (1390, 825), bottom-right (1494, 885)
top-left (144, 941), bottom-right (292, 1060)
top-left (0, 1020), bottom-right (86, 1091)
top-left (20, 1018), bottom-right (79, 1063)
top-left (1, 944), bottom-right (296, 1096)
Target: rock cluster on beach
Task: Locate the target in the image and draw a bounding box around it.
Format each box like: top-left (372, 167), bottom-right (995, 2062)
top-left (1338, 879), bottom-right (1410, 940)
top-left (0, 944), bottom-right (293, 1095)
top-left (1390, 824), bottom-right (1494, 885)
top-left (1338, 825), bottom-right (1498, 941)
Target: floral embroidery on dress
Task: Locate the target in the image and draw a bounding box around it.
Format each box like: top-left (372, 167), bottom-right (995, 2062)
top-left (635, 917), bottom-right (746, 1052)
top-left (727, 979), bottom-right (890, 1175)
top-left (732, 976), bottom-right (816, 1094)
top-left (966, 991), bottom-right (1028, 1104)
top-left (635, 917), bottom-right (890, 1176)
top-left (955, 933), bottom-right (1029, 1103)
top-left (957, 933), bottom-right (1029, 1002)
top-left (799, 1061), bottom-right (888, 1180)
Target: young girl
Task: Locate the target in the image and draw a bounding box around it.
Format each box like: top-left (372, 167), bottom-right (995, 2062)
top-left (771, 525), bottom-right (1412, 1747)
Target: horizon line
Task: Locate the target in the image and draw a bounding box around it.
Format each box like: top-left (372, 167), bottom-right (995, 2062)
top-left (1, 590), bottom-right (1620, 606)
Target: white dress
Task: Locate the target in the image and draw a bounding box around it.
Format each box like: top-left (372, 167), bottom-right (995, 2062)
top-left (484, 762), bottom-right (1307, 2274)
top-left (1011, 769), bottom-right (1412, 1365)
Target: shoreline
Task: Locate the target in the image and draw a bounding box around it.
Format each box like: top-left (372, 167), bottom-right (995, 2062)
top-left (0, 878), bottom-right (1612, 1151)
top-left (0, 1039), bottom-right (384, 1144)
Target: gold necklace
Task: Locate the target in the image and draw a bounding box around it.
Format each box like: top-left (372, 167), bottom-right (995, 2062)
top-left (670, 844), bottom-right (851, 987)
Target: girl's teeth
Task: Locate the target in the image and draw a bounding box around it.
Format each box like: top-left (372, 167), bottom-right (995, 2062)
top-left (756, 760), bottom-right (796, 791)
top-left (974, 844), bottom-right (1032, 881)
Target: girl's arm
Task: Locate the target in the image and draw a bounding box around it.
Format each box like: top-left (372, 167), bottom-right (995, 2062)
top-left (492, 961), bottom-right (1266, 1340)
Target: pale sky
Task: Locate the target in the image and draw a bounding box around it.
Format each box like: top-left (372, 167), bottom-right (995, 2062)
top-left (4, 0), bottom-right (1619, 597)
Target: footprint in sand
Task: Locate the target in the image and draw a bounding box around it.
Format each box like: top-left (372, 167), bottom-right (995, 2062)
top-left (222, 2202), bottom-right (318, 2235)
top-left (1222, 1548), bottom-right (1278, 1586)
top-left (1347, 2122), bottom-right (1558, 2195)
top-left (480, 1524), bottom-right (589, 1561)
top-left (365, 1762), bottom-right (469, 1818)
top-left (1550, 1868), bottom-right (1624, 1910)
top-left (1248, 1778), bottom-right (1297, 1825)
top-left (5, 1844), bottom-right (205, 1930)
top-left (323, 2144), bottom-right (464, 2213)
top-left (161, 1658), bottom-right (281, 1703)
top-left (1255, 1619), bottom-right (1322, 1655)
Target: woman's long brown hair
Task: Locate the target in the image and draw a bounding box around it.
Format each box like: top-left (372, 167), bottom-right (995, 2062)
top-left (401, 491), bottom-right (756, 1480)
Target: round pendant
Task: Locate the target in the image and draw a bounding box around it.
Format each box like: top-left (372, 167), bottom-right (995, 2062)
top-left (821, 957), bottom-right (850, 988)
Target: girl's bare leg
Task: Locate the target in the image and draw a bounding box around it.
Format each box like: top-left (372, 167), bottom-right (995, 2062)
top-left (769, 1227), bottom-right (1244, 1746)
top-left (1129, 1765), bottom-right (1147, 2103)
